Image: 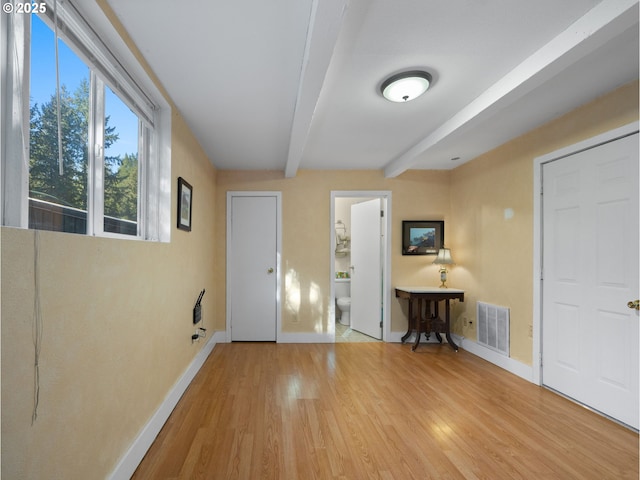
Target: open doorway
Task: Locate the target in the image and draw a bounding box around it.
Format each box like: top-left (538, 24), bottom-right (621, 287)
top-left (330, 191), bottom-right (392, 343)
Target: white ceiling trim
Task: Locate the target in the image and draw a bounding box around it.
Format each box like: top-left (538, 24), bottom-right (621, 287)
top-left (383, 0), bottom-right (639, 178)
top-left (284, 0), bottom-right (347, 178)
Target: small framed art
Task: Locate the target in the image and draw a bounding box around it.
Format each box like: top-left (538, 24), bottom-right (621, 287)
top-left (402, 220), bottom-right (444, 255)
top-left (177, 177), bottom-right (193, 232)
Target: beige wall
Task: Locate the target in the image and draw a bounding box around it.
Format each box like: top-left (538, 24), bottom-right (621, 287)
top-left (449, 81), bottom-right (639, 365)
top-left (1, 70), bottom-right (218, 480)
top-left (215, 170), bottom-right (452, 334)
top-left (1, 6), bottom-right (636, 474)
top-left (215, 81), bottom-right (638, 365)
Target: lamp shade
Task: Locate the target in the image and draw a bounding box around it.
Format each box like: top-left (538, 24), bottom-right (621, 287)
top-left (381, 70), bottom-right (432, 102)
top-left (433, 247), bottom-right (454, 265)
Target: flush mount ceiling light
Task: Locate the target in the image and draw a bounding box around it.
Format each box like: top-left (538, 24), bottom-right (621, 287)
top-left (380, 70), bottom-right (432, 102)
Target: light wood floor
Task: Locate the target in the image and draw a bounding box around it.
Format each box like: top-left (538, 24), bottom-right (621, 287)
top-left (132, 343), bottom-right (638, 479)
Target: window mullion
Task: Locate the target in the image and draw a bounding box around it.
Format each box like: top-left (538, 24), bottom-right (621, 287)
top-left (2, 12), bottom-right (30, 228)
top-left (137, 123), bottom-right (148, 239)
top-left (88, 72), bottom-right (105, 236)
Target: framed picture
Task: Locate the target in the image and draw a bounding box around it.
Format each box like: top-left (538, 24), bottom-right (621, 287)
top-left (177, 177), bottom-right (193, 231)
top-left (402, 220), bottom-right (444, 255)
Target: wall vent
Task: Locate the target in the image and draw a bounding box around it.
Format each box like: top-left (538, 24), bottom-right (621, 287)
top-left (477, 302), bottom-right (510, 356)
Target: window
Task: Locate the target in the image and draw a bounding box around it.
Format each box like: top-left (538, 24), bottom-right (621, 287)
top-left (28, 14), bottom-right (91, 234)
top-left (103, 85), bottom-right (140, 236)
top-left (2, 0), bottom-right (171, 241)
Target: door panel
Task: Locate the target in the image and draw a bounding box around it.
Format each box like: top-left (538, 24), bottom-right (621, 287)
top-left (542, 133), bottom-right (639, 428)
top-left (229, 195), bottom-right (277, 341)
top-left (350, 199), bottom-right (382, 339)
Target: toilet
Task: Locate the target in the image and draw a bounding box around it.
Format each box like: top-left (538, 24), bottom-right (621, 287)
top-left (335, 278), bottom-right (351, 326)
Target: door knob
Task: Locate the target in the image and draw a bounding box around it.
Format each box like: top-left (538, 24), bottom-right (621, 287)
top-left (627, 300), bottom-right (639, 311)
top-left (267, 267), bottom-right (274, 274)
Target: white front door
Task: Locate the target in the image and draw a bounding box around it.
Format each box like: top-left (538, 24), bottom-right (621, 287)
top-left (542, 133), bottom-right (639, 428)
top-left (350, 198), bottom-right (382, 339)
top-left (228, 194), bottom-right (279, 341)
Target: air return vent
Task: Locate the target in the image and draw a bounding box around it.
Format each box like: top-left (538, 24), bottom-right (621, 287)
top-left (477, 302), bottom-right (510, 356)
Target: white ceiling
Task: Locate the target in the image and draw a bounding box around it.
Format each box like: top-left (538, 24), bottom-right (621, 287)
top-left (106, 0), bottom-right (639, 177)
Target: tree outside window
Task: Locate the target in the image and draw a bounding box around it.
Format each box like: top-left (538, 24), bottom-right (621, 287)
top-left (29, 15), bottom-right (140, 236)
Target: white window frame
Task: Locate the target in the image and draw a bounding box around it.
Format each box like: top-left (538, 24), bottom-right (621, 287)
top-left (1, 0), bottom-right (171, 242)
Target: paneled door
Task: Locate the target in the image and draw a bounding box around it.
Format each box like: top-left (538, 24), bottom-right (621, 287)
top-left (542, 133), bottom-right (639, 428)
top-left (228, 194), bottom-right (279, 341)
top-left (350, 198), bottom-right (383, 340)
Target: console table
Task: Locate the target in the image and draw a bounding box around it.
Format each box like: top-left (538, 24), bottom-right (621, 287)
top-left (395, 287), bottom-right (464, 351)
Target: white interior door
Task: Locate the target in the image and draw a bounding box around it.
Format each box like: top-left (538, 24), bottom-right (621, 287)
top-left (542, 133), bottom-right (639, 428)
top-left (350, 199), bottom-right (382, 339)
top-left (229, 195), bottom-right (278, 341)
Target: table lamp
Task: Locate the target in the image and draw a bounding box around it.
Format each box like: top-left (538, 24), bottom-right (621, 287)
top-left (433, 247), bottom-right (454, 288)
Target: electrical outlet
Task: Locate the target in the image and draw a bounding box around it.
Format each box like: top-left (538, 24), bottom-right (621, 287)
top-left (528, 325), bottom-right (533, 338)
top-left (463, 316), bottom-right (468, 327)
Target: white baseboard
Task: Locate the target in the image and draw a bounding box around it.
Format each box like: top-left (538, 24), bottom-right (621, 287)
top-left (219, 331), bottom-right (333, 344)
top-left (108, 330), bottom-right (224, 480)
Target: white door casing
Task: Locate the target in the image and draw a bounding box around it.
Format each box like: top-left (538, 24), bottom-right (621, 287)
top-left (350, 198), bottom-right (383, 340)
top-left (541, 132), bottom-right (639, 428)
top-left (330, 191), bottom-right (392, 343)
top-left (227, 193), bottom-right (281, 341)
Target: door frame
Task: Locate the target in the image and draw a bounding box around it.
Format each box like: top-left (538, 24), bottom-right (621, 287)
top-left (226, 191), bottom-right (282, 343)
top-left (532, 121), bottom-right (639, 385)
top-left (331, 191), bottom-right (392, 342)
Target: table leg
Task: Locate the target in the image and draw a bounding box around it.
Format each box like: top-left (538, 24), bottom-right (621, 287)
top-left (401, 297), bottom-right (413, 343)
top-left (432, 302), bottom-right (442, 343)
top-left (445, 299), bottom-right (459, 351)
top-left (412, 299), bottom-right (422, 351)
top-left (424, 300), bottom-right (431, 341)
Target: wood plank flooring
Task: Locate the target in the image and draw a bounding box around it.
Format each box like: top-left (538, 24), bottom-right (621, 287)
top-left (132, 343), bottom-right (638, 479)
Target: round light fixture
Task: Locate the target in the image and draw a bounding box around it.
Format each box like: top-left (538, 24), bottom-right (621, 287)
top-left (381, 70), bottom-right (432, 102)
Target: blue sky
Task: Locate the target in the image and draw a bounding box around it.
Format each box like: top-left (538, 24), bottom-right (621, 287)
top-left (30, 15), bottom-right (138, 159)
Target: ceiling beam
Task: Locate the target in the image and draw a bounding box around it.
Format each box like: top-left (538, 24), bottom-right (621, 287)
top-left (383, 0), bottom-right (639, 178)
top-left (284, 0), bottom-right (347, 178)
